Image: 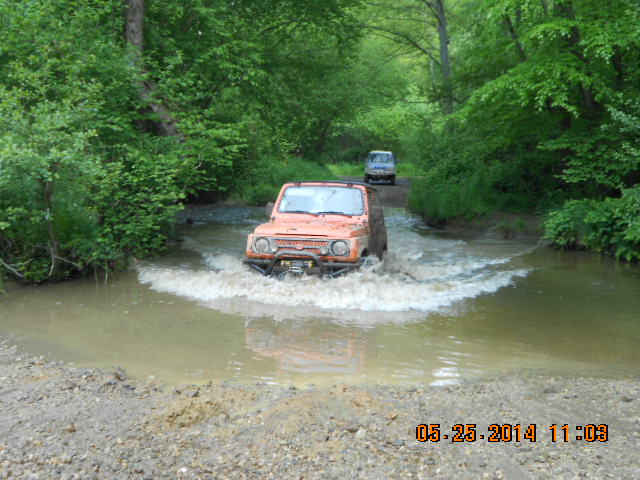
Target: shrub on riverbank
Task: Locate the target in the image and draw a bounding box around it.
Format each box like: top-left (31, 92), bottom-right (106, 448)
top-left (236, 157), bottom-right (334, 205)
top-left (408, 154), bottom-right (560, 224)
top-left (327, 161), bottom-right (422, 179)
top-left (0, 0), bottom-right (365, 287)
top-left (544, 187), bottom-right (640, 262)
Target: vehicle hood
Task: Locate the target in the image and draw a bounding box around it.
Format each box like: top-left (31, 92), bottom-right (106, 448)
top-left (254, 221), bottom-right (368, 238)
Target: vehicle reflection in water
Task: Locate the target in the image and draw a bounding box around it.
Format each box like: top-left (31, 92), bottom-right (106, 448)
top-left (244, 318), bottom-right (366, 375)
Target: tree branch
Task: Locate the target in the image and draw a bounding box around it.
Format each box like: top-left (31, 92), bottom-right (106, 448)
top-left (421, 0), bottom-right (440, 19)
top-left (260, 18), bottom-right (302, 35)
top-left (503, 14), bottom-right (527, 62)
top-left (360, 23), bottom-right (440, 65)
top-left (0, 257), bottom-right (24, 279)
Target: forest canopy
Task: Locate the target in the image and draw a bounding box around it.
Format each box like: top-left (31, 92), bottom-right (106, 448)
top-left (1, 0), bottom-right (639, 285)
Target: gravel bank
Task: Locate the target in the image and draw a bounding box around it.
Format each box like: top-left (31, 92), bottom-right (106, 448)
top-left (1, 341), bottom-right (639, 479)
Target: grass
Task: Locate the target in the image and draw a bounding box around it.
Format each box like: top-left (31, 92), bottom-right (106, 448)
top-left (236, 157), bottom-right (334, 205)
top-left (327, 162), bottom-right (362, 177)
top-left (327, 161), bottom-right (422, 179)
top-left (237, 157), bottom-right (423, 206)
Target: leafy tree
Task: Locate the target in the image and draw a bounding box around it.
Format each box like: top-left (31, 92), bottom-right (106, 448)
top-left (0, 0), bottom-right (369, 284)
top-left (360, 0), bottom-right (455, 113)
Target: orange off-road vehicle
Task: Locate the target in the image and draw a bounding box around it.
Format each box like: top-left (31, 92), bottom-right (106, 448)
top-left (243, 181), bottom-right (387, 277)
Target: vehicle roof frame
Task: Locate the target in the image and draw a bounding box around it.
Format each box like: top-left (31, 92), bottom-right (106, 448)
top-left (288, 180), bottom-right (380, 194)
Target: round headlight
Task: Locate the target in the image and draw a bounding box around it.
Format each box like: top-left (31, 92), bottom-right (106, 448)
top-left (331, 240), bottom-right (348, 256)
top-left (254, 237), bottom-right (270, 254)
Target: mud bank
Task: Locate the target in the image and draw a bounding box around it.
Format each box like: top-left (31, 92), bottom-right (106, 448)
top-left (1, 341), bottom-right (638, 479)
top-left (438, 213), bottom-right (543, 242)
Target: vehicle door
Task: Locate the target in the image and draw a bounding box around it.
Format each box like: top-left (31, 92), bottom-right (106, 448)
top-left (367, 189), bottom-right (387, 258)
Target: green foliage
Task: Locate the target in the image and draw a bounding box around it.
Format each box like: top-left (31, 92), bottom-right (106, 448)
top-left (496, 218), bottom-right (527, 240)
top-left (327, 163), bottom-right (363, 177)
top-left (557, 97), bottom-right (640, 190)
top-left (237, 157), bottom-right (334, 205)
top-left (399, 0), bottom-right (640, 260)
top-left (0, 0), bottom-right (370, 285)
top-left (3, 0), bottom-right (640, 284)
top-left (409, 163), bottom-right (494, 223)
top-left (407, 114), bottom-right (567, 223)
top-left (327, 160), bottom-right (421, 178)
top-left (0, 0), bottom-right (133, 282)
top-left (544, 186), bottom-right (640, 261)
top-left (91, 140), bottom-right (185, 267)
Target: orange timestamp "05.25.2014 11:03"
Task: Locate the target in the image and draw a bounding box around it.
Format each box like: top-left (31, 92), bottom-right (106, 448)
top-left (415, 423), bottom-right (608, 443)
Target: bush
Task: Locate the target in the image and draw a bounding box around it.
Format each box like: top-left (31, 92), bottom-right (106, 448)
top-left (327, 159), bottom-right (422, 179)
top-left (408, 156), bottom-right (548, 223)
top-left (409, 171), bottom-right (493, 223)
top-left (544, 186), bottom-right (640, 261)
top-left (237, 157), bottom-right (334, 205)
top-left (327, 162), bottom-right (362, 177)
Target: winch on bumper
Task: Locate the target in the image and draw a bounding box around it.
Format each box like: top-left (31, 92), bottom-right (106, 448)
top-left (243, 250), bottom-right (362, 278)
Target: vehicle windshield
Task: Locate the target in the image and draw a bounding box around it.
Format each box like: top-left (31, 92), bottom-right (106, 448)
top-left (278, 185), bottom-right (365, 216)
top-left (367, 152), bottom-right (394, 164)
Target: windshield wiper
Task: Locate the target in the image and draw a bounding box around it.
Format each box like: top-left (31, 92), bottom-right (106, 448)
top-left (314, 211), bottom-right (353, 217)
top-left (284, 210), bottom-right (318, 215)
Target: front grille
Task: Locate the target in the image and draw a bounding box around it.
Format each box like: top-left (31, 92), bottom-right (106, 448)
top-left (275, 239), bottom-right (328, 247)
top-left (275, 238), bottom-right (329, 254)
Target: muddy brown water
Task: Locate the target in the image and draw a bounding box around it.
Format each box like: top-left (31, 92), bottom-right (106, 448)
top-left (1, 205), bottom-right (639, 386)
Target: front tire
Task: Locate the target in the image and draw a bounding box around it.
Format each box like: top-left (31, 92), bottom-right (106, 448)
top-left (389, 175), bottom-right (396, 186)
top-left (364, 175), bottom-right (370, 183)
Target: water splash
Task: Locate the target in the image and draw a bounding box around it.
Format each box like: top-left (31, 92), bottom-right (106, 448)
top-left (137, 217), bottom-right (531, 322)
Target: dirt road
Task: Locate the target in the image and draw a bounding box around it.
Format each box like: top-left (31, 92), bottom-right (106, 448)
top-left (1, 341), bottom-right (639, 479)
top-left (340, 177), bottom-right (410, 208)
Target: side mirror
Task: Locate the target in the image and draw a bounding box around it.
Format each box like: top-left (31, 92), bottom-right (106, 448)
top-left (265, 201), bottom-right (275, 217)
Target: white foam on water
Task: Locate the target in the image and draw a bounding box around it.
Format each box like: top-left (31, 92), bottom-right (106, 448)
top-left (204, 253), bottom-right (242, 271)
top-left (137, 208), bottom-right (534, 323)
top-left (137, 253), bottom-right (529, 321)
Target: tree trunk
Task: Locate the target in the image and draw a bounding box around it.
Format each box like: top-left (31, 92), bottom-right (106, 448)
top-left (611, 46), bottom-right (625, 91)
top-left (433, 0), bottom-right (453, 114)
top-left (558, 0), bottom-right (599, 116)
top-left (125, 0), bottom-right (179, 137)
top-left (42, 177), bottom-right (59, 279)
top-left (125, 0), bottom-right (144, 52)
top-left (540, 0), bottom-right (548, 16)
top-left (504, 14), bottom-right (527, 62)
top-left (514, 5), bottom-right (522, 25)
top-left (312, 112), bottom-right (338, 155)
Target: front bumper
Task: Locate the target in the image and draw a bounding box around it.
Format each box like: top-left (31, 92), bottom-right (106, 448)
top-left (243, 250), bottom-right (361, 277)
top-left (366, 171), bottom-right (394, 180)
